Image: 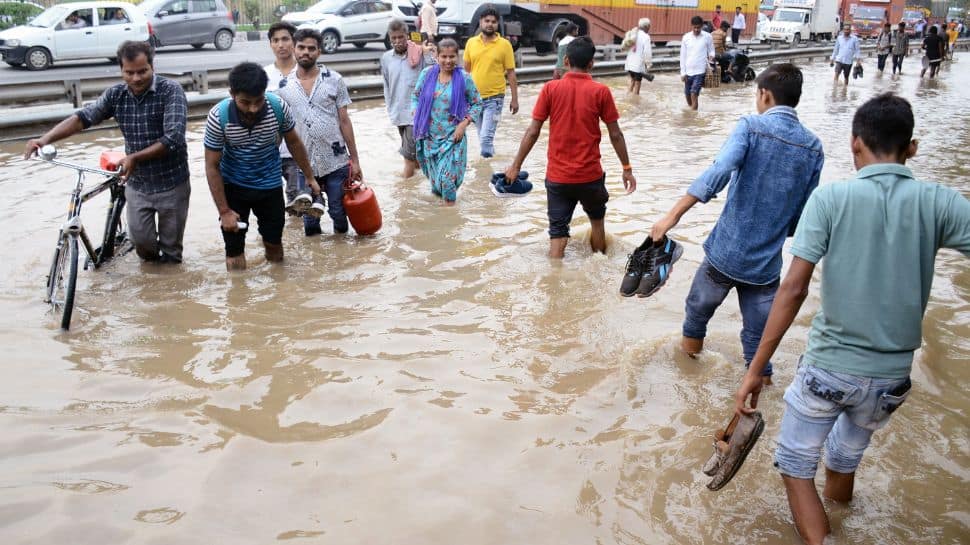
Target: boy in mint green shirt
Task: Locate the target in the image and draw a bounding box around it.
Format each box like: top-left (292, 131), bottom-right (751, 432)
top-left (734, 93), bottom-right (970, 545)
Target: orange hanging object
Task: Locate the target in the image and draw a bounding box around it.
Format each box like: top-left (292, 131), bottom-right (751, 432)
top-left (100, 151), bottom-right (126, 172)
top-left (343, 180), bottom-right (382, 235)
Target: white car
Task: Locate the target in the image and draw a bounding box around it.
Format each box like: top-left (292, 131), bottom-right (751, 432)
top-left (285, 0), bottom-right (394, 54)
top-left (0, 1), bottom-right (150, 70)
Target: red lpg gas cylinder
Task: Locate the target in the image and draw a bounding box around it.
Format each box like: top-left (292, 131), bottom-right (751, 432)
top-left (343, 181), bottom-right (382, 235)
top-left (100, 151), bottom-right (126, 172)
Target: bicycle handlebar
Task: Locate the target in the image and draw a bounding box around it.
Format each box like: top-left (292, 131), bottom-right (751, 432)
top-left (34, 145), bottom-right (122, 178)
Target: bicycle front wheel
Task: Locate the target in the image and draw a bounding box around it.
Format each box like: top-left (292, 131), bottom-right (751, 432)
top-left (47, 234), bottom-right (79, 330)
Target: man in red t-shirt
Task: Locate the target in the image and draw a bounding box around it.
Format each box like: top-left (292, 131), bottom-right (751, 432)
top-left (505, 37), bottom-right (636, 258)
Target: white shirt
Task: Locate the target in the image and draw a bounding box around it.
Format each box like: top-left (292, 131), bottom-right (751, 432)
top-left (624, 30), bottom-right (653, 73)
top-left (264, 62), bottom-right (297, 158)
top-left (419, 2), bottom-right (438, 37)
top-left (680, 30), bottom-right (715, 76)
top-left (733, 13), bottom-right (746, 30)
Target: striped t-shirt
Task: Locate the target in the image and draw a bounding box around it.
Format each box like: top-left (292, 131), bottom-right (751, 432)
top-left (203, 96), bottom-right (296, 190)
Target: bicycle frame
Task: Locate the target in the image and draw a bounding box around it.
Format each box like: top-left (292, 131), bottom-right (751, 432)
top-left (57, 167), bottom-right (126, 269)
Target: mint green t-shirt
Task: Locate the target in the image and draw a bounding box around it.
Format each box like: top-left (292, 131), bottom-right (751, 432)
top-left (791, 164), bottom-right (970, 378)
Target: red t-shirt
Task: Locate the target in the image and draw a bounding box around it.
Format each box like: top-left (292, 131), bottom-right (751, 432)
top-left (532, 72), bottom-right (620, 184)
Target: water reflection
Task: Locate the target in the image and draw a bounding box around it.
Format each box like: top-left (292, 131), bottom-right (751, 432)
top-left (0, 56), bottom-right (967, 544)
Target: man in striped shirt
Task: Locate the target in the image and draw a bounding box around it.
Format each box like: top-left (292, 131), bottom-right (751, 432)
top-left (204, 62), bottom-right (318, 271)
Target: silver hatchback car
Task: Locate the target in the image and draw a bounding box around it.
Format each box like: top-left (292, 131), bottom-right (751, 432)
top-left (141, 0), bottom-right (235, 50)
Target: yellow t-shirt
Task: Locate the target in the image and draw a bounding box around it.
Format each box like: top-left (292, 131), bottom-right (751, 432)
top-left (947, 29), bottom-right (958, 45)
top-left (463, 34), bottom-right (515, 99)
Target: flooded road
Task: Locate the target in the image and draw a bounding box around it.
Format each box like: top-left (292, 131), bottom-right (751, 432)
top-left (0, 56), bottom-right (967, 544)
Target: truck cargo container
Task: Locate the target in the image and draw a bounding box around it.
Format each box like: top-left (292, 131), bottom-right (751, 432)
top-left (840, 0), bottom-right (905, 38)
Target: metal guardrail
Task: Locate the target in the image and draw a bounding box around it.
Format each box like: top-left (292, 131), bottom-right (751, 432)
top-left (0, 39), bottom-right (920, 108)
top-left (0, 39), bottom-right (966, 134)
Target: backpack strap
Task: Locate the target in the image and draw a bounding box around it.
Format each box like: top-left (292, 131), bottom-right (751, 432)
top-left (264, 92), bottom-right (285, 132)
top-left (217, 97), bottom-right (231, 132)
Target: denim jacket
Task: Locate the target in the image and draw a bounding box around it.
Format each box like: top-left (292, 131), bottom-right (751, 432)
top-left (687, 106), bottom-right (824, 285)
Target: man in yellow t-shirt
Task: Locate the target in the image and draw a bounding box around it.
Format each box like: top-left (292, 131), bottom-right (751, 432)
top-left (463, 6), bottom-right (519, 158)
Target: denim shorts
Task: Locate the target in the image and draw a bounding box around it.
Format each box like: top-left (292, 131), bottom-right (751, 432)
top-left (775, 362), bottom-right (911, 479)
top-left (544, 177), bottom-right (609, 238)
top-left (684, 73), bottom-right (705, 96)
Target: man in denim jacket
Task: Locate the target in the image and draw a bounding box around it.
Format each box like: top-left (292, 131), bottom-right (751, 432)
top-left (734, 93), bottom-right (970, 545)
top-left (651, 63), bottom-right (823, 383)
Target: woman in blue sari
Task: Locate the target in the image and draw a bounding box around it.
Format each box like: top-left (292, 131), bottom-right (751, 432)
top-left (411, 39), bottom-right (483, 204)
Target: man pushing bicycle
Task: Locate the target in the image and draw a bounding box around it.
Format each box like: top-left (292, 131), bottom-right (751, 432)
top-left (24, 40), bottom-right (190, 264)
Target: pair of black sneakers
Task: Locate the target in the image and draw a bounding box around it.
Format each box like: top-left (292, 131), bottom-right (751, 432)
top-left (620, 236), bottom-right (684, 297)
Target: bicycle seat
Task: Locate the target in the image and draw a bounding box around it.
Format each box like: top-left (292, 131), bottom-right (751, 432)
top-left (100, 151), bottom-right (125, 172)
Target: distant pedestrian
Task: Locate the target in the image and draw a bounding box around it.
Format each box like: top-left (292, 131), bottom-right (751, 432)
top-left (915, 19), bottom-right (925, 38)
top-left (553, 22), bottom-right (579, 80)
top-left (891, 22), bottom-right (909, 75)
top-left (712, 5), bottom-right (723, 30)
top-left (946, 22), bottom-right (959, 59)
top-left (680, 15), bottom-right (715, 110)
top-left (382, 19), bottom-right (434, 179)
top-left (505, 37), bottom-right (636, 258)
top-left (830, 25), bottom-right (860, 85)
top-left (463, 6), bottom-right (519, 158)
top-left (412, 39), bottom-right (482, 203)
top-left (731, 6), bottom-right (746, 44)
top-left (875, 22), bottom-right (892, 73)
top-left (921, 26), bottom-right (945, 78)
top-left (651, 63), bottom-right (823, 382)
top-left (25, 41), bottom-right (190, 264)
top-left (418, 0), bottom-right (438, 41)
top-left (278, 29), bottom-right (363, 236)
top-left (624, 18), bottom-right (653, 95)
top-left (204, 62), bottom-right (318, 270)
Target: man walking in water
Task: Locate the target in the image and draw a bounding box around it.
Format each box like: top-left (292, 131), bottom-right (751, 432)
top-left (735, 93), bottom-right (970, 545)
top-left (25, 41), bottom-right (190, 264)
top-left (650, 63), bottom-right (823, 382)
top-left (381, 19), bottom-right (433, 178)
top-left (830, 24), bottom-right (860, 85)
top-left (680, 16), bottom-right (715, 111)
top-left (504, 38), bottom-right (636, 258)
top-left (263, 21), bottom-right (315, 219)
top-left (463, 5), bottom-right (519, 158)
top-left (277, 28), bottom-right (363, 236)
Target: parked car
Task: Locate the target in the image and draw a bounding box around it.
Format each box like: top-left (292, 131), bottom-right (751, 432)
top-left (141, 0), bottom-right (235, 50)
top-left (0, 1), bottom-right (150, 70)
top-left (285, 0), bottom-right (394, 53)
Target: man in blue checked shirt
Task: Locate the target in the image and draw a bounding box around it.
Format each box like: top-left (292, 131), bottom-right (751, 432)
top-left (25, 41), bottom-right (191, 264)
top-left (650, 63), bottom-right (824, 384)
top-left (830, 24), bottom-right (862, 85)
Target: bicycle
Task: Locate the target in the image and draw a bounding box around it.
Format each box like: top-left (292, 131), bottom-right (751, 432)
top-left (37, 145), bottom-right (132, 330)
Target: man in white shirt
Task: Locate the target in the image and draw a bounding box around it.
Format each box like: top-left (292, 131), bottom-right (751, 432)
top-left (419, 0), bottom-right (438, 41)
top-left (830, 24), bottom-right (861, 85)
top-left (680, 16), bottom-right (715, 111)
top-left (624, 18), bottom-right (653, 95)
top-left (731, 6), bottom-right (746, 44)
top-left (263, 22), bottom-right (315, 221)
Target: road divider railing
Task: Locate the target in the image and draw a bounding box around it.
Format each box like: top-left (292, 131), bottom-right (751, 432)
top-left (1, 39), bottom-right (965, 133)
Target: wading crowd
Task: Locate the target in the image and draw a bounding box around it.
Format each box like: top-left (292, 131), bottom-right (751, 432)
top-left (20, 6), bottom-right (970, 544)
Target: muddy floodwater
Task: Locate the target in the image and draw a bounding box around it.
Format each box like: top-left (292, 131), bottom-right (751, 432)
top-left (0, 57), bottom-right (967, 544)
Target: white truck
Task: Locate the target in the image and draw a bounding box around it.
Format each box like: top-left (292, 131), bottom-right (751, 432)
top-left (760, 0), bottom-right (839, 46)
top-left (393, 0), bottom-right (586, 54)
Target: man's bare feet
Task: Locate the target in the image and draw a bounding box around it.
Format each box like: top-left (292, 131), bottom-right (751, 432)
top-left (762, 375), bottom-right (773, 386)
top-left (682, 336), bottom-right (703, 358)
top-left (226, 255), bottom-right (246, 271)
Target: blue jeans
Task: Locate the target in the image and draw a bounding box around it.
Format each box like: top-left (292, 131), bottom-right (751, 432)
top-left (775, 362), bottom-right (911, 479)
top-left (684, 73), bottom-right (705, 96)
top-left (297, 166), bottom-right (350, 234)
top-left (473, 94), bottom-right (504, 157)
top-left (683, 258), bottom-right (778, 376)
